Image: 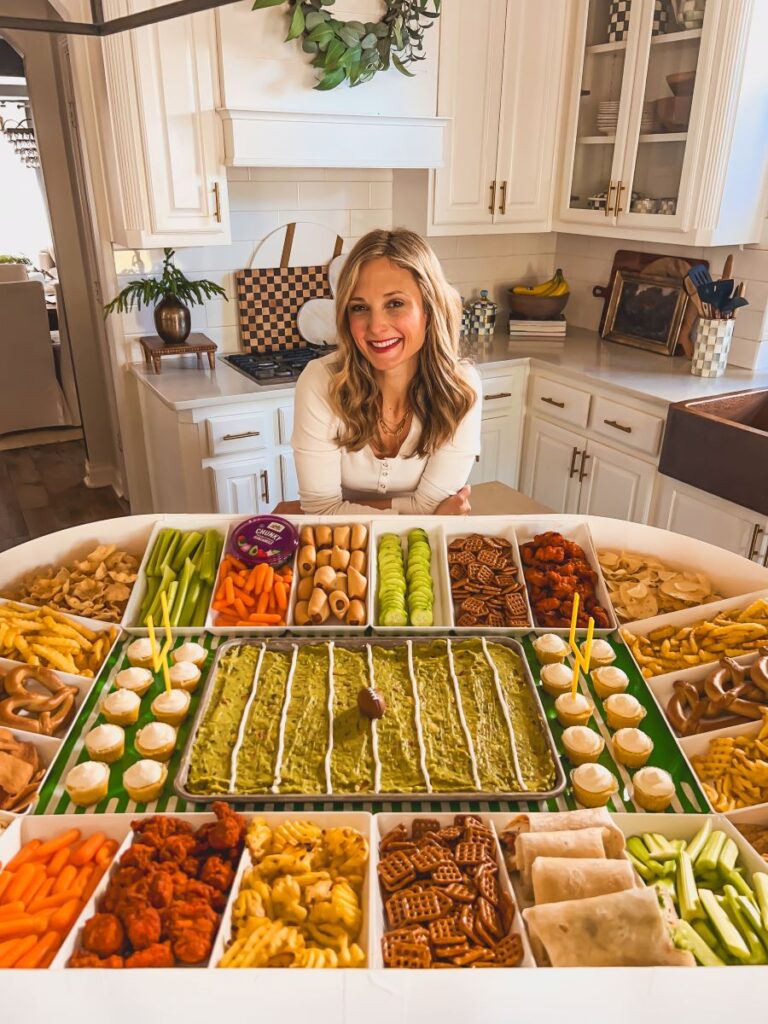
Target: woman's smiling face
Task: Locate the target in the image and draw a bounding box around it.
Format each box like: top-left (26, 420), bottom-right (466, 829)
top-left (346, 257), bottom-right (427, 375)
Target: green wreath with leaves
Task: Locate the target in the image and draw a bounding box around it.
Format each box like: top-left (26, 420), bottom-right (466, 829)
top-left (252, 0), bottom-right (441, 90)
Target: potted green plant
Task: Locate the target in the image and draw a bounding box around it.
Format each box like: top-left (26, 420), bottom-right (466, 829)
top-left (0, 254), bottom-right (32, 265)
top-left (104, 248), bottom-right (227, 345)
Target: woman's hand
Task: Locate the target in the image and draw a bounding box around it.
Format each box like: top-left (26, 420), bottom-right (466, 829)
top-left (435, 484), bottom-right (471, 516)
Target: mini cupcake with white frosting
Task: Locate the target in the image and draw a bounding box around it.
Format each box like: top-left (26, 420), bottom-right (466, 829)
top-left (632, 766), bottom-right (675, 811)
top-left (580, 638), bottom-right (616, 670)
top-left (612, 728), bottom-right (654, 768)
top-left (571, 762), bottom-right (618, 809)
top-left (554, 691), bottom-right (593, 728)
top-left (126, 638), bottom-right (154, 670)
top-left (151, 688), bottom-right (191, 727)
top-left (123, 760), bottom-right (167, 803)
top-left (539, 662), bottom-right (574, 697)
top-left (114, 666), bottom-right (154, 698)
top-left (172, 642), bottom-right (206, 669)
top-left (85, 724), bottom-right (125, 764)
top-left (561, 726), bottom-right (605, 766)
top-left (65, 761), bottom-right (110, 806)
top-left (604, 693), bottom-right (646, 730)
top-left (135, 721), bottom-right (177, 762)
top-left (591, 665), bottom-right (629, 700)
top-left (532, 633), bottom-right (570, 665)
top-left (101, 688), bottom-right (141, 726)
top-left (168, 660), bottom-right (201, 693)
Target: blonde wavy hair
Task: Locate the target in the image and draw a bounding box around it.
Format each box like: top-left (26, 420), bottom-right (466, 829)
top-left (329, 228), bottom-right (476, 458)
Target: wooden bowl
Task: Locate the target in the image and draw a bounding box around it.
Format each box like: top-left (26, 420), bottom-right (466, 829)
top-left (666, 71), bottom-right (696, 96)
top-left (655, 95), bottom-right (692, 132)
top-left (507, 291), bottom-right (569, 319)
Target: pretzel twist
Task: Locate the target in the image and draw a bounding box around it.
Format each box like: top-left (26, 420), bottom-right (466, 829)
top-left (0, 665), bottom-right (78, 736)
top-left (704, 657), bottom-right (765, 721)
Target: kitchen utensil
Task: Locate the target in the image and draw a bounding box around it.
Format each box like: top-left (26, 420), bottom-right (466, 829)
top-left (666, 71), bottom-right (696, 96)
top-left (655, 95), bottom-right (692, 131)
top-left (698, 279), bottom-right (734, 311)
top-left (722, 254), bottom-right (734, 281)
top-left (718, 296), bottom-right (749, 316)
top-left (683, 274), bottom-right (706, 318)
top-left (687, 264), bottom-right (713, 291)
top-left (297, 296), bottom-right (337, 347)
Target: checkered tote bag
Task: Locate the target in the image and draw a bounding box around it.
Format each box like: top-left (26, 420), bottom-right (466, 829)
top-left (235, 223), bottom-right (343, 353)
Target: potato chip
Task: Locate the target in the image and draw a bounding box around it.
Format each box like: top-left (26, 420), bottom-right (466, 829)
top-left (598, 549), bottom-right (721, 623)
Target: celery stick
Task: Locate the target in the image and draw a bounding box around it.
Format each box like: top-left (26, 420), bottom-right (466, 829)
top-left (673, 839), bottom-right (686, 853)
top-left (673, 920), bottom-right (725, 967)
top-left (685, 820), bottom-right (712, 864)
top-left (163, 580), bottom-right (178, 622)
top-left (755, 873), bottom-right (768, 930)
top-left (718, 838), bottom-right (739, 876)
top-left (171, 531), bottom-right (202, 575)
top-left (628, 836), bottom-right (654, 866)
top-left (700, 887), bottom-right (751, 961)
top-left (178, 576), bottom-right (201, 629)
top-left (644, 833), bottom-right (676, 860)
top-left (170, 558), bottom-right (195, 627)
top-left (145, 529), bottom-right (165, 577)
top-left (723, 868), bottom-right (755, 901)
top-left (692, 920), bottom-right (730, 963)
top-left (192, 581), bottom-right (213, 627)
top-left (654, 876), bottom-right (678, 904)
top-left (143, 564), bottom-right (176, 624)
top-left (677, 851), bottom-right (703, 921)
top-left (198, 529), bottom-right (222, 584)
top-left (696, 831), bottom-right (726, 875)
top-left (628, 852), bottom-right (653, 882)
top-left (138, 574), bottom-right (161, 622)
top-left (159, 530), bottom-right (181, 573)
top-left (723, 885), bottom-right (767, 964)
top-left (738, 895), bottom-right (768, 949)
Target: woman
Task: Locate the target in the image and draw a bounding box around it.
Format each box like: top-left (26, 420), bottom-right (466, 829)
top-left (291, 228), bottom-right (481, 515)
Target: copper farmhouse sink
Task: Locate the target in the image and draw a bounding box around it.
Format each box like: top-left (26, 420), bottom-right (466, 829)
top-left (658, 388), bottom-right (768, 515)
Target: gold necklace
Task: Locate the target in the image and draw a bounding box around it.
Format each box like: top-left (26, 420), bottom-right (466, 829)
top-left (378, 412), bottom-right (409, 437)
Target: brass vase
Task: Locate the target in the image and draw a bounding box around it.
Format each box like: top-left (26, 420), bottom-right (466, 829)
top-left (154, 295), bottom-right (191, 345)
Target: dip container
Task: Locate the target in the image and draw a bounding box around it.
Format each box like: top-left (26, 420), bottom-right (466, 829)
top-left (227, 515), bottom-right (299, 568)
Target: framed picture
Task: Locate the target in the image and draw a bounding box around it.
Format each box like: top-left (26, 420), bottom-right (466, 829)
top-left (601, 270), bottom-right (688, 356)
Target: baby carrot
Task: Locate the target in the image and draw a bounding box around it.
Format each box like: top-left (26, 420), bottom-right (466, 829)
top-left (5, 840), bottom-right (42, 872)
top-left (80, 864), bottom-right (107, 904)
top-left (18, 865), bottom-right (47, 907)
top-left (255, 590), bottom-right (269, 615)
top-left (46, 846), bottom-right (71, 878)
top-left (52, 864), bottom-right (78, 895)
top-left (70, 832), bottom-right (106, 867)
top-left (94, 839), bottom-right (119, 868)
top-left (0, 901), bottom-right (25, 920)
top-left (28, 889), bottom-right (79, 915)
top-left (14, 930), bottom-right (61, 969)
top-left (0, 933), bottom-right (38, 968)
top-left (0, 871), bottom-right (13, 901)
top-left (3, 863), bottom-right (37, 904)
top-left (247, 613), bottom-right (282, 625)
top-left (27, 877), bottom-right (54, 909)
top-left (224, 576), bottom-right (235, 604)
top-left (274, 580), bottom-right (287, 611)
top-left (0, 914), bottom-right (47, 941)
top-left (49, 898), bottom-right (82, 935)
top-left (72, 863), bottom-right (95, 898)
top-left (30, 829), bottom-right (80, 863)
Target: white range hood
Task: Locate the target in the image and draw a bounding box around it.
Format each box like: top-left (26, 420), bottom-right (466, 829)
top-left (219, 108), bottom-right (448, 169)
top-left (216, 3), bottom-right (446, 169)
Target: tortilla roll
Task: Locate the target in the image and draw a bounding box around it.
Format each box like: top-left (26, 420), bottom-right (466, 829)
top-left (501, 807), bottom-right (625, 864)
top-left (516, 828), bottom-right (607, 900)
top-left (531, 857), bottom-right (639, 906)
top-left (522, 888), bottom-right (695, 967)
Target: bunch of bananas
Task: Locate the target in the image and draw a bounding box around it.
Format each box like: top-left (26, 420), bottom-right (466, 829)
top-left (512, 268), bottom-right (569, 297)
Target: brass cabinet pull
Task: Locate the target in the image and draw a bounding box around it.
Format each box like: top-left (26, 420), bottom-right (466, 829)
top-left (578, 450), bottom-right (590, 482)
top-left (475, 455), bottom-right (480, 463)
top-left (614, 180), bottom-right (626, 216)
top-left (747, 523), bottom-right (764, 561)
top-left (603, 418), bottom-right (632, 433)
top-left (212, 181), bottom-right (222, 223)
top-left (485, 392), bottom-right (512, 400)
top-left (222, 430), bottom-right (261, 442)
top-left (499, 181), bottom-right (507, 215)
top-left (605, 181), bottom-right (615, 218)
top-left (260, 469), bottom-right (270, 505)
top-left (569, 446), bottom-right (581, 479)
top-left (541, 396), bottom-right (565, 408)
top-left (489, 180), bottom-right (497, 214)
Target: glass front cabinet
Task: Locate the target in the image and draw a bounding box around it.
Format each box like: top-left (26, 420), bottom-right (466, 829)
top-left (555, 0), bottom-right (768, 245)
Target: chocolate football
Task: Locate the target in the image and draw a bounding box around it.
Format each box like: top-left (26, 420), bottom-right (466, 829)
top-left (357, 687), bottom-right (386, 720)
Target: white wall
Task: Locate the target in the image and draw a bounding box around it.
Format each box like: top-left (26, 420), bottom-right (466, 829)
top-left (554, 232), bottom-right (768, 371)
top-left (113, 167), bottom-right (556, 360)
top-left (0, 117), bottom-right (52, 259)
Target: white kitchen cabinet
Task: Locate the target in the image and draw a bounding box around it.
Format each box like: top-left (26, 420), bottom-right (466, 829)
top-left (212, 455), bottom-right (280, 515)
top-left (398, 0), bottom-right (565, 235)
top-left (651, 475), bottom-right (768, 564)
top-left (100, 0), bottom-right (230, 247)
top-left (556, 0), bottom-right (768, 245)
top-left (577, 437), bottom-right (655, 522)
top-left (280, 452), bottom-right (300, 504)
top-left (521, 417), bottom-right (582, 514)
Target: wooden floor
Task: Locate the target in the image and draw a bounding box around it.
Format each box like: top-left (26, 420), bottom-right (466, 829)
top-left (0, 441), bottom-right (129, 552)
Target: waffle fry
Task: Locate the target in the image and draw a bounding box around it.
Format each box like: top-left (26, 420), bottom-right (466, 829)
top-left (691, 711), bottom-right (768, 811)
top-left (621, 599), bottom-right (768, 678)
top-left (219, 818), bottom-right (367, 969)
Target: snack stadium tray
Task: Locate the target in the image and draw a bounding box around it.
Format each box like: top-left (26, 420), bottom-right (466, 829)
top-left (174, 635), bottom-right (567, 805)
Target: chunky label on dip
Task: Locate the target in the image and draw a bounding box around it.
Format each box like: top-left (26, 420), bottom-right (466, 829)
top-left (228, 515), bottom-right (299, 568)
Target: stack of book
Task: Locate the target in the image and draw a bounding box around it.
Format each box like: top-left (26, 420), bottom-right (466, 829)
top-left (508, 314), bottom-right (567, 339)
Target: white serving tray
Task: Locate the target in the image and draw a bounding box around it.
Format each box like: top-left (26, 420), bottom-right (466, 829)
top-left (512, 518), bottom-right (619, 635)
top-left (441, 517), bottom-right (534, 634)
top-left (0, 729), bottom-right (59, 815)
top-left (370, 518), bottom-right (451, 633)
top-left (209, 810), bottom-right (374, 969)
top-left (621, 588), bottom-right (768, 687)
top-left (374, 812), bottom-right (537, 969)
top-left (123, 514), bottom-right (234, 635)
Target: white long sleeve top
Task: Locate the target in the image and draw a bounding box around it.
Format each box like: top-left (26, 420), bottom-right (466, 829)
top-left (291, 354), bottom-right (482, 515)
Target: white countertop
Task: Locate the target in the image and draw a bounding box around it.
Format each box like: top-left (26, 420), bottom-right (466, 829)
top-left (129, 327), bottom-right (768, 411)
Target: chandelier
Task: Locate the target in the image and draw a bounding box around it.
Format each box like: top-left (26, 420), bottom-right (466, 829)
top-left (0, 106), bottom-right (39, 169)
